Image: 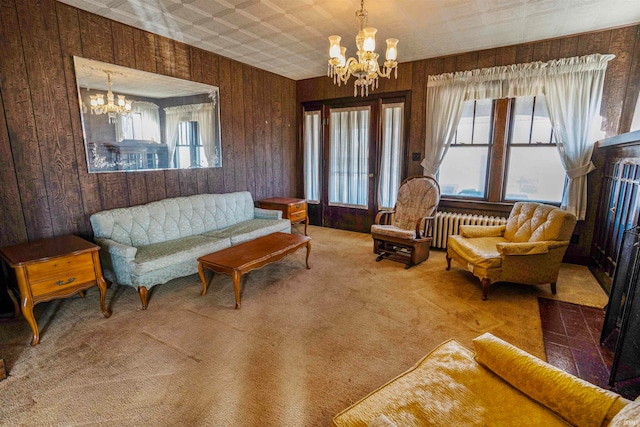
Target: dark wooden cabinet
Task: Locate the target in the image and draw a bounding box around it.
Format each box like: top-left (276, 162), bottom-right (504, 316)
top-left (591, 131), bottom-right (640, 293)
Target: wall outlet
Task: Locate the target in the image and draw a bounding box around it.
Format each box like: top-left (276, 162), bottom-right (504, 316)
top-left (412, 152), bottom-right (421, 161)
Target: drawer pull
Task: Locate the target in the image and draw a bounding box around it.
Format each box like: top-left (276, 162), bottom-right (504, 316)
top-left (55, 277), bottom-right (76, 286)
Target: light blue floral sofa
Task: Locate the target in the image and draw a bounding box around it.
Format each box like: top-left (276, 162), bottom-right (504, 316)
top-left (90, 191), bottom-right (290, 309)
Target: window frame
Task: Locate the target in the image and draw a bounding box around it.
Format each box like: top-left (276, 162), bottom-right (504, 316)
top-left (440, 96), bottom-right (563, 212)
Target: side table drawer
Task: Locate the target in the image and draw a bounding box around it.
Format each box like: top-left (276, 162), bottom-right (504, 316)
top-left (30, 262), bottom-right (96, 296)
top-left (289, 210), bottom-right (307, 223)
top-left (26, 252), bottom-right (96, 297)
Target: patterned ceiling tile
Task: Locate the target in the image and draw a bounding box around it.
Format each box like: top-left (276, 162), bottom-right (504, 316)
top-left (58, 0), bottom-right (640, 80)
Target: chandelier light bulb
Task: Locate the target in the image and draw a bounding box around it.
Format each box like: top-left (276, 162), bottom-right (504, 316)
top-left (385, 38), bottom-right (398, 61)
top-left (329, 35), bottom-right (342, 58)
top-left (362, 27), bottom-right (377, 52)
top-left (88, 71), bottom-right (132, 122)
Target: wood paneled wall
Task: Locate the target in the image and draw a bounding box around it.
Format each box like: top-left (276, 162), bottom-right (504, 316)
top-left (297, 25), bottom-right (640, 262)
top-left (0, 0), bottom-right (297, 247)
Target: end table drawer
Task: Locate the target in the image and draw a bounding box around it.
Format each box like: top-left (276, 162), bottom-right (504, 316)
top-left (26, 253), bottom-right (94, 282)
top-left (289, 210), bottom-right (307, 223)
top-left (292, 203), bottom-right (306, 212)
top-left (30, 263), bottom-right (96, 296)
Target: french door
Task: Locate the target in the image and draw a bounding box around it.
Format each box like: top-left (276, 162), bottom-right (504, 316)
top-left (302, 95), bottom-right (407, 233)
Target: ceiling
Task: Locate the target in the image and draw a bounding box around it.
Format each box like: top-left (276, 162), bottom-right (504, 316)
top-left (58, 0), bottom-right (640, 81)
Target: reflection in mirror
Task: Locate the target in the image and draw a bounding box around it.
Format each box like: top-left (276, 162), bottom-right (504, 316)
top-left (73, 56), bottom-right (222, 173)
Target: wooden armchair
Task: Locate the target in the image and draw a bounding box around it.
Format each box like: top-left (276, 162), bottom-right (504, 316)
top-left (371, 176), bottom-right (440, 268)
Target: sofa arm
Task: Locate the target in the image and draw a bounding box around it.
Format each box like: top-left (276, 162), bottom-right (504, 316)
top-left (95, 238), bottom-right (137, 259)
top-left (460, 225), bottom-right (506, 238)
top-left (254, 207), bottom-right (282, 220)
top-left (473, 333), bottom-right (626, 427)
top-left (496, 241), bottom-right (549, 256)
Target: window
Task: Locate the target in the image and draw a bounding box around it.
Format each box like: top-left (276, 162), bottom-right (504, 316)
top-left (328, 106), bottom-right (370, 208)
top-left (173, 121), bottom-right (203, 168)
top-left (505, 95), bottom-right (565, 203)
top-left (439, 95), bottom-right (566, 204)
top-left (439, 99), bottom-right (493, 198)
top-left (303, 110), bottom-right (321, 203)
top-left (378, 103), bottom-right (404, 208)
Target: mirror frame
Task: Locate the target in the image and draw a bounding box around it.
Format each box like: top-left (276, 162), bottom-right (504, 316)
top-left (73, 56), bottom-right (222, 173)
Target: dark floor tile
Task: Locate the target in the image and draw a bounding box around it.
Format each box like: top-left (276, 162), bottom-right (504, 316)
top-left (567, 336), bottom-right (598, 353)
top-left (565, 325), bottom-right (592, 341)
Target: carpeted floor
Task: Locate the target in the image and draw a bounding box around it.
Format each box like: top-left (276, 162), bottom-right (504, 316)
top-left (0, 226), bottom-right (609, 426)
top-left (539, 298), bottom-right (640, 400)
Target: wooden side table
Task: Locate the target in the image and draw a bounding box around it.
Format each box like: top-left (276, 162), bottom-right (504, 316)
top-left (257, 197), bottom-right (308, 235)
top-left (0, 235), bottom-right (111, 346)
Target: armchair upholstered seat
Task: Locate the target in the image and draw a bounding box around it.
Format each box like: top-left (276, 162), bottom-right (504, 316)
top-left (371, 176), bottom-right (440, 268)
top-left (446, 202), bottom-right (577, 300)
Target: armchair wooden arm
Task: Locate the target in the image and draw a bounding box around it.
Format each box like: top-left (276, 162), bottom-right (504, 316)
top-left (375, 210), bottom-right (395, 225)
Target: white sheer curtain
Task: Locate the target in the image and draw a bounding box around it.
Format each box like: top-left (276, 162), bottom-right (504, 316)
top-left (116, 101), bottom-right (160, 142)
top-left (544, 55), bottom-right (611, 219)
top-left (329, 106), bottom-right (370, 207)
top-left (304, 111), bottom-right (321, 203)
top-left (420, 78), bottom-right (466, 177)
top-left (379, 103), bottom-right (404, 208)
top-left (164, 102), bottom-right (217, 167)
top-left (423, 53), bottom-right (614, 219)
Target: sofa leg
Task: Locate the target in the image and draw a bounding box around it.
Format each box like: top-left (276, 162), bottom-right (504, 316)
top-left (445, 252), bottom-right (452, 271)
top-left (137, 286), bottom-right (149, 310)
top-left (551, 282), bottom-right (557, 294)
top-left (481, 278), bottom-right (490, 301)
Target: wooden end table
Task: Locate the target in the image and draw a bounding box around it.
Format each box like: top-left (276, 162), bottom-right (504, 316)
top-left (197, 232), bottom-right (311, 308)
top-left (0, 235), bottom-right (112, 346)
top-left (257, 197), bottom-right (308, 235)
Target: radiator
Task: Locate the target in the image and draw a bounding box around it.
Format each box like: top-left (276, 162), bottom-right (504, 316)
top-left (431, 211), bottom-right (508, 249)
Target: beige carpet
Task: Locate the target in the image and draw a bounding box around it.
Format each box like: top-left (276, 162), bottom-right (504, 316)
top-left (0, 226), bottom-right (608, 426)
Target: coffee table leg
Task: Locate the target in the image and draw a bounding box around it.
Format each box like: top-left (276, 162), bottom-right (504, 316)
top-left (198, 263), bottom-right (208, 296)
top-left (305, 241), bottom-right (311, 269)
top-left (233, 270), bottom-right (242, 309)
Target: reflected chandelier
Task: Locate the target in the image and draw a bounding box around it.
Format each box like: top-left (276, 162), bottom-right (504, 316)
top-left (327, 0), bottom-right (398, 97)
top-left (90, 71), bottom-right (132, 123)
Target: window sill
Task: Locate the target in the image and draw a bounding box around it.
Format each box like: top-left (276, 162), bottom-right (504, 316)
top-left (439, 198), bottom-right (515, 214)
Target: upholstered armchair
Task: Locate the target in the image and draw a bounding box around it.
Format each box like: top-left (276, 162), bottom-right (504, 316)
top-left (371, 176), bottom-right (440, 268)
top-left (446, 202), bottom-right (577, 300)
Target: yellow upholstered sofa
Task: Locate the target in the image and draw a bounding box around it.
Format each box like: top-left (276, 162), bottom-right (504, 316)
top-left (333, 333), bottom-right (634, 427)
top-left (446, 202), bottom-right (577, 300)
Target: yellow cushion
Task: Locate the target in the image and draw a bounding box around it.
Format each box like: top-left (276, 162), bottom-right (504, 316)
top-left (333, 339), bottom-right (570, 427)
top-left (447, 235), bottom-right (505, 269)
top-left (459, 225), bottom-right (506, 238)
top-left (473, 333), bottom-right (624, 427)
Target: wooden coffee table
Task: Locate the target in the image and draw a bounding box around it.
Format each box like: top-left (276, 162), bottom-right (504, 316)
top-left (197, 232), bottom-right (311, 308)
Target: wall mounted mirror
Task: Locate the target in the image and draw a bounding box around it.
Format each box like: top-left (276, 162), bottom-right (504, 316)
top-left (73, 56), bottom-right (222, 173)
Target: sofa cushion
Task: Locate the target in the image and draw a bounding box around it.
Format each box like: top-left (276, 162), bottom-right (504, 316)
top-left (473, 333), bottom-right (625, 427)
top-left (203, 218), bottom-right (290, 245)
top-left (333, 339), bottom-right (570, 427)
top-left (447, 235), bottom-right (505, 269)
top-left (133, 235), bottom-right (231, 275)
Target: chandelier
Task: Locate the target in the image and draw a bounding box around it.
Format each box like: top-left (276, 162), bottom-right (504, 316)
top-left (89, 71), bottom-right (132, 123)
top-left (327, 0), bottom-right (398, 97)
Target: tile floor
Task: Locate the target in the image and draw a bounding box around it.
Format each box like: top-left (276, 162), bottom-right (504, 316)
top-left (539, 297), bottom-right (640, 400)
